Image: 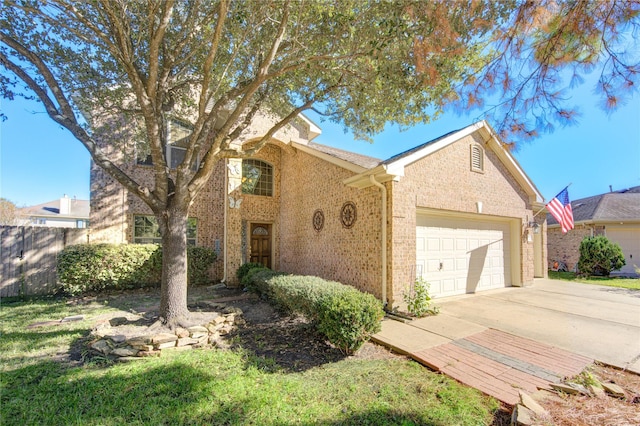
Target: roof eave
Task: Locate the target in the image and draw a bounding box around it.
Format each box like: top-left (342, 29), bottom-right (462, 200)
top-left (548, 218), bottom-right (640, 228)
top-left (477, 122), bottom-right (545, 204)
top-left (297, 113), bottom-right (322, 141)
top-left (292, 142), bottom-right (368, 174)
top-left (343, 164), bottom-right (402, 188)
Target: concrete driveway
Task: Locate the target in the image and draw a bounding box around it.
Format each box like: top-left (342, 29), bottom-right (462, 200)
top-left (430, 278), bottom-right (640, 373)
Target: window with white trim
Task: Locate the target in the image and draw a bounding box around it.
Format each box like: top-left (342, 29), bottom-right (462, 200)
top-left (137, 119), bottom-right (197, 170)
top-left (470, 144), bottom-right (484, 173)
top-left (133, 215), bottom-right (197, 246)
top-left (242, 159), bottom-right (273, 196)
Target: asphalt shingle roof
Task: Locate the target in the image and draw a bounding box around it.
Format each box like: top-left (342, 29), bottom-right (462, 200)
top-left (306, 142), bottom-right (382, 169)
top-left (20, 198), bottom-right (90, 218)
top-left (547, 186), bottom-right (640, 225)
top-left (381, 129), bottom-right (461, 165)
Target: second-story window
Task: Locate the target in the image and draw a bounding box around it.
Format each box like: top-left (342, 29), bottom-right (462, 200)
top-left (137, 119), bottom-right (196, 169)
top-left (242, 159), bottom-right (273, 196)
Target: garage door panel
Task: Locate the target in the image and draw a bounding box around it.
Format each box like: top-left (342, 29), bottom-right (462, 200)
top-left (427, 238), bottom-right (439, 251)
top-left (442, 258), bottom-right (455, 271)
top-left (605, 228), bottom-right (640, 275)
top-left (440, 279), bottom-right (455, 293)
top-left (416, 214), bottom-right (512, 298)
top-left (426, 259), bottom-right (440, 272)
top-left (442, 238), bottom-right (454, 250)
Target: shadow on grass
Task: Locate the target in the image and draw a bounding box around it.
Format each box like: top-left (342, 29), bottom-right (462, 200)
top-left (1, 356), bottom-right (475, 426)
top-left (2, 358), bottom-right (218, 425)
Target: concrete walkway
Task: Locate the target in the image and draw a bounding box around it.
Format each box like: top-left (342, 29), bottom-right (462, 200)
top-left (372, 278), bottom-right (640, 404)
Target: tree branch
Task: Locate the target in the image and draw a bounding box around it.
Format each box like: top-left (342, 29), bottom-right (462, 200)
top-left (0, 34), bottom-right (76, 121)
top-left (0, 51), bottom-right (160, 209)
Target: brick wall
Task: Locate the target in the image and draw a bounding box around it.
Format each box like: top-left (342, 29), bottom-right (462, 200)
top-left (90, 157), bottom-right (228, 280)
top-left (89, 111), bottom-right (307, 284)
top-left (279, 148), bottom-right (384, 299)
top-left (225, 143), bottom-right (283, 285)
top-left (388, 132), bottom-right (537, 304)
top-left (547, 225), bottom-right (592, 270)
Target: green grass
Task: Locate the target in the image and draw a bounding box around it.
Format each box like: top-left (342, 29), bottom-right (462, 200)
top-left (1, 297), bottom-right (499, 426)
top-left (549, 271), bottom-right (640, 290)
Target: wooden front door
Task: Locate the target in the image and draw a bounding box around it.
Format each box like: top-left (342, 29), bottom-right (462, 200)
top-left (250, 223), bottom-right (271, 268)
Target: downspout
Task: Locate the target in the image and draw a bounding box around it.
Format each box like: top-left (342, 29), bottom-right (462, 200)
top-left (221, 159), bottom-right (229, 284)
top-left (369, 174), bottom-right (388, 308)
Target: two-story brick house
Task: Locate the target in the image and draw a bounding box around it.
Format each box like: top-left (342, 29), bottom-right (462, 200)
top-left (90, 117), bottom-right (547, 309)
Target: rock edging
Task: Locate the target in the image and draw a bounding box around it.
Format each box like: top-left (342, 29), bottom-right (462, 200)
top-left (88, 308), bottom-right (244, 361)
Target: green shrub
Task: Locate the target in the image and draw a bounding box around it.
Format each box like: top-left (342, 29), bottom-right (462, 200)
top-left (315, 288), bottom-right (385, 353)
top-left (236, 262), bottom-right (267, 281)
top-left (246, 270), bottom-right (384, 353)
top-left (403, 277), bottom-right (439, 317)
top-left (187, 246), bottom-right (218, 285)
top-left (240, 266), bottom-right (269, 287)
top-left (58, 244), bottom-right (216, 295)
top-left (577, 236), bottom-right (625, 276)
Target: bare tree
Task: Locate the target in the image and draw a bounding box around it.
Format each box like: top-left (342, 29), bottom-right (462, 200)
top-left (0, 198), bottom-right (18, 226)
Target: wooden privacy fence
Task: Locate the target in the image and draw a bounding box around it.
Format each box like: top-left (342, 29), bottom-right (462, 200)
top-left (1, 226), bottom-right (89, 297)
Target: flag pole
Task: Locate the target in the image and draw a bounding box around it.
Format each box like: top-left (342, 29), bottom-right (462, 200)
top-left (532, 183), bottom-right (572, 218)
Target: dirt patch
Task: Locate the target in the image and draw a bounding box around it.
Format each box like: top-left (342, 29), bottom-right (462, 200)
top-left (70, 286), bottom-right (403, 369)
top-left (540, 364), bottom-right (640, 426)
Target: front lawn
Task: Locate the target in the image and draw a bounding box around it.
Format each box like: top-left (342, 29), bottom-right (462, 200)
top-left (0, 294), bottom-right (500, 426)
top-left (549, 271), bottom-right (640, 290)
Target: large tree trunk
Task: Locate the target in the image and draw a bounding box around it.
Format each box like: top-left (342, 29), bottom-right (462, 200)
top-left (159, 208), bottom-right (190, 327)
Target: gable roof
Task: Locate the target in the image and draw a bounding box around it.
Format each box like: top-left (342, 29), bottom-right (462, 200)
top-left (380, 129), bottom-right (461, 165)
top-left (547, 186), bottom-right (640, 226)
top-left (19, 198), bottom-right (90, 219)
top-left (290, 121), bottom-right (543, 205)
top-left (343, 121), bottom-right (544, 204)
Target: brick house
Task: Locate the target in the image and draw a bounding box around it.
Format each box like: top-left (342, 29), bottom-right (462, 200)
top-left (90, 117), bottom-right (547, 309)
top-left (547, 186), bottom-right (640, 276)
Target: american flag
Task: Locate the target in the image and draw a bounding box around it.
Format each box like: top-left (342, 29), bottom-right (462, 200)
top-left (547, 187), bottom-right (574, 234)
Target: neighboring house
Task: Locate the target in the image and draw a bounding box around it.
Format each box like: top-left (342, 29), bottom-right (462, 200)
top-left (18, 195), bottom-right (90, 228)
top-left (547, 186), bottom-right (640, 276)
top-left (90, 118), bottom-right (547, 308)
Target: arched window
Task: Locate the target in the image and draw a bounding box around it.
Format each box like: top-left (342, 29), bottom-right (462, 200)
top-left (470, 144), bottom-right (484, 173)
top-left (242, 159), bottom-right (273, 196)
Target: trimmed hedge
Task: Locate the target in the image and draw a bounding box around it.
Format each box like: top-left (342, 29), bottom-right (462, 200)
top-left (57, 244), bottom-right (216, 295)
top-left (236, 262), bottom-right (268, 282)
top-left (246, 270), bottom-right (384, 354)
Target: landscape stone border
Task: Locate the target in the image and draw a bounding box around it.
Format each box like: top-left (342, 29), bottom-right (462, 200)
top-left (88, 306), bottom-right (244, 362)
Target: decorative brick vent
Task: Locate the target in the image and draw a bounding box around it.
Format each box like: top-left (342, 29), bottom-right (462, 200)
top-left (312, 209), bottom-right (324, 232)
top-left (340, 201), bottom-right (357, 229)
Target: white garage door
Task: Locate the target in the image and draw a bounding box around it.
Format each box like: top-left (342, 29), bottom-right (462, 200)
top-left (605, 227), bottom-right (640, 276)
top-left (416, 214), bottom-right (512, 298)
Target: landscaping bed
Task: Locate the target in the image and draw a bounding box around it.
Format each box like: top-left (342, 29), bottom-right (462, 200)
top-left (1, 285), bottom-right (500, 425)
top-left (2, 284), bottom-right (638, 425)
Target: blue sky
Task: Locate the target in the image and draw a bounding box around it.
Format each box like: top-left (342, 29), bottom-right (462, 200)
top-left (1, 74), bottom-right (639, 207)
